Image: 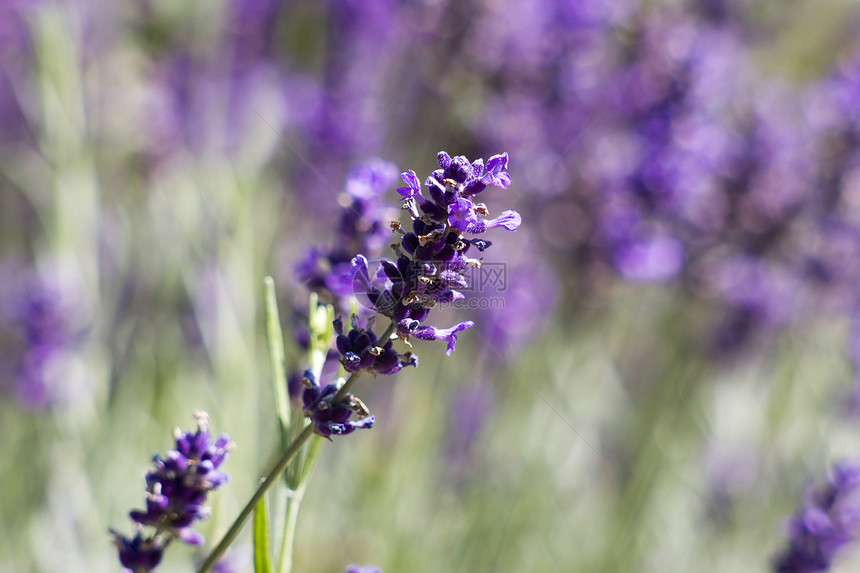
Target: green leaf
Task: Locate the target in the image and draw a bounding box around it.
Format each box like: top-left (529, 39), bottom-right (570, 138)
top-left (264, 277), bottom-right (290, 445)
top-left (253, 495), bottom-right (275, 573)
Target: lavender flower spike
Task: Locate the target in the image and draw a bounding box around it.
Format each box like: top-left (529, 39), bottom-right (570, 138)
top-left (773, 463), bottom-right (860, 572)
top-left (111, 412), bottom-right (233, 573)
top-left (352, 150), bottom-right (518, 355)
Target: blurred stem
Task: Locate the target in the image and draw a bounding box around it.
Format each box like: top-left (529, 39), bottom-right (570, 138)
top-left (197, 424), bottom-right (315, 573)
top-left (603, 368), bottom-right (702, 571)
top-left (764, 336), bottom-right (807, 441)
top-left (35, 4), bottom-right (99, 290)
top-left (597, 306), bottom-right (707, 573)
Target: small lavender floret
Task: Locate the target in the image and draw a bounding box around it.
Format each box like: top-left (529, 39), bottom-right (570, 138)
top-left (111, 531), bottom-right (164, 572)
top-left (406, 321), bottom-right (475, 356)
top-left (334, 315), bottom-right (417, 375)
top-left (301, 370), bottom-right (375, 438)
top-left (110, 412), bottom-right (233, 572)
top-left (773, 463), bottom-right (860, 572)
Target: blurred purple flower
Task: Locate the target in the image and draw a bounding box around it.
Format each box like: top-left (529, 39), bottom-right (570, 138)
top-left (343, 566), bottom-right (382, 573)
top-left (1, 266), bottom-right (86, 410)
top-left (614, 234), bottom-right (684, 282)
top-left (708, 256), bottom-right (800, 354)
top-left (296, 158), bottom-right (399, 311)
top-left (773, 463), bottom-right (860, 572)
top-left (480, 256), bottom-right (560, 356)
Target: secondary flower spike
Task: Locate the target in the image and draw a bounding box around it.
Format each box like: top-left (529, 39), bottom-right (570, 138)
top-left (353, 151), bottom-right (519, 352)
top-left (110, 411), bottom-right (233, 573)
top-left (334, 315), bottom-right (417, 375)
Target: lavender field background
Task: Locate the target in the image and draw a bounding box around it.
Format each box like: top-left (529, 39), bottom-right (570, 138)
top-left (4, 0), bottom-right (860, 571)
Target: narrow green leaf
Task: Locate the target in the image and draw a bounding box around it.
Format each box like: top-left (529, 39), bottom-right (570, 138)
top-left (264, 277), bottom-right (290, 444)
top-left (253, 495), bottom-right (275, 573)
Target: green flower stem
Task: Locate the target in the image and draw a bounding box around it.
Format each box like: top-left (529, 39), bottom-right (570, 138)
top-left (274, 319), bottom-right (393, 572)
top-left (200, 351), bottom-right (377, 573)
top-left (197, 424), bottom-right (315, 573)
top-left (596, 302), bottom-right (708, 573)
top-left (199, 315), bottom-right (390, 573)
top-left (277, 436), bottom-right (323, 573)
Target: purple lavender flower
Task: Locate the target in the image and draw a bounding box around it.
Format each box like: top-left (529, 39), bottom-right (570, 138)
top-left (773, 463), bottom-right (860, 572)
top-left (353, 151), bottom-right (519, 353)
top-left (301, 370), bottom-right (375, 438)
top-left (111, 412), bottom-right (233, 572)
top-left (302, 151), bottom-right (518, 437)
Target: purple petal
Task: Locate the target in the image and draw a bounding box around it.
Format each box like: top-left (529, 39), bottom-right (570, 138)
top-left (614, 236), bottom-right (683, 282)
top-left (481, 153), bottom-right (511, 188)
top-left (447, 197), bottom-right (478, 232)
top-left (396, 170), bottom-right (424, 201)
top-left (411, 321), bottom-right (475, 355)
top-left (466, 210), bottom-right (522, 233)
top-left (351, 415), bottom-right (375, 430)
top-left (345, 159), bottom-right (398, 200)
top-left (176, 528), bottom-right (205, 546)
